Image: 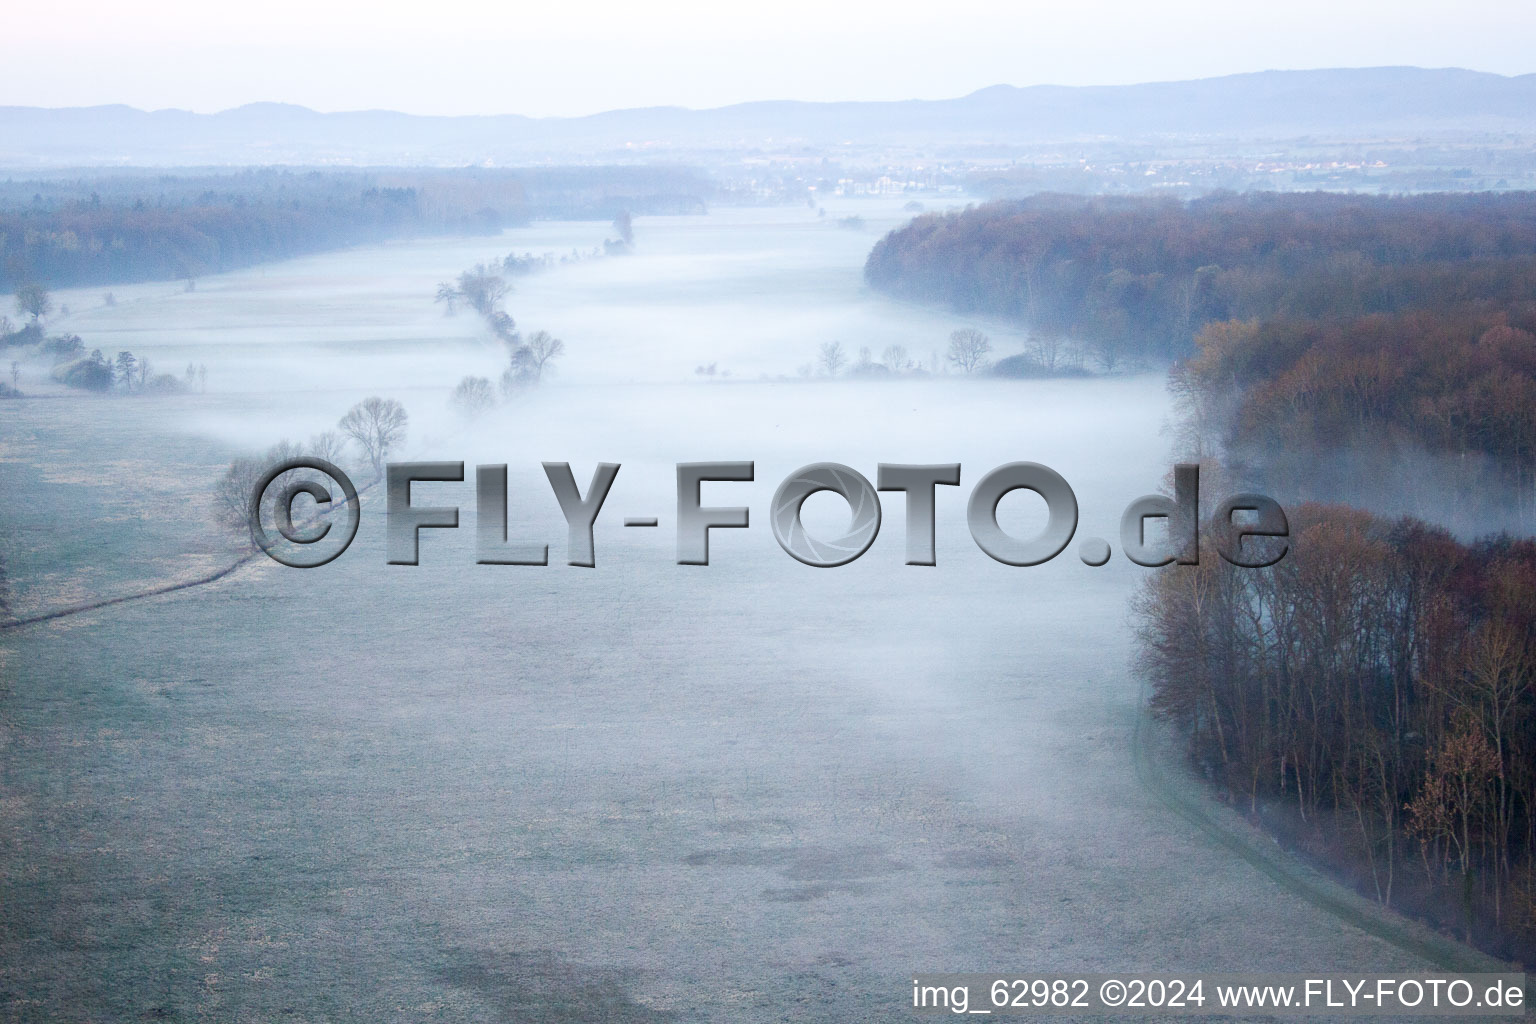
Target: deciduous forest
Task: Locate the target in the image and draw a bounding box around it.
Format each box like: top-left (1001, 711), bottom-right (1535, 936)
top-left (865, 191), bottom-right (1536, 363)
top-left (872, 190), bottom-right (1536, 960)
top-left (1139, 504), bottom-right (1536, 960)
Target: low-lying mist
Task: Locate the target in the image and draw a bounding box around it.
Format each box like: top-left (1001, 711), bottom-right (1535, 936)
top-left (0, 197), bottom-right (1474, 1020)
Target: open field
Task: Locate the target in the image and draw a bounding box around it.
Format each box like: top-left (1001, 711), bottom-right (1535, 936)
top-left (0, 201), bottom-right (1499, 1021)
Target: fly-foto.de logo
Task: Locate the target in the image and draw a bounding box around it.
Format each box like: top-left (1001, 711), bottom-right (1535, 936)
top-left (248, 460), bottom-right (1289, 571)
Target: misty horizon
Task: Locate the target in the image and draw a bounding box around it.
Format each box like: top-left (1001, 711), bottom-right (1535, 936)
top-left (4, 64), bottom-right (1533, 119)
top-left (6, 0), bottom-right (1536, 117)
top-left (9, 65), bottom-right (1536, 172)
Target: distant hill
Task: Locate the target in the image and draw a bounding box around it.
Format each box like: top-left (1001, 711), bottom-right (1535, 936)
top-left (4, 67), bottom-right (1535, 167)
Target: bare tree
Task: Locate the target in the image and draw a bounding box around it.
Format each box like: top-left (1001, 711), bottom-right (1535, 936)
top-left (215, 455), bottom-right (266, 544)
top-left (881, 344), bottom-right (909, 373)
top-left (501, 357), bottom-right (531, 397)
top-left (612, 210), bottom-right (634, 247)
top-left (14, 284), bottom-right (50, 324)
top-left (455, 264), bottom-right (508, 318)
top-left (308, 430), bottom-right (348, 465)
top-left (339, 397), bottom-right (408, 475)
top-left (216, 439), bottom-right (338, 547)
top-left (1026, 332), bottom-right (1064, 372)
top-left (114, 351), bottom-right (137, 391)
top-left (451, 376), bottom-right (496, 417)
top-left (499, 329), bottom-right (555, 395)
top-left (1086, 332), bottom-right (1124, 374)
top-left (487, 310), bottom-right (519, 345)
top-left (946, 328), bottom-right (992, 374)
top-left (817, 341), bottom-right (846, 377)
top-left (523, 331), bottom-right (566, 383)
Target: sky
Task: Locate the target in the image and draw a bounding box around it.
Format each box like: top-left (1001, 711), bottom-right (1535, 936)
top-left (6, 0), bottom-right (1536, 116)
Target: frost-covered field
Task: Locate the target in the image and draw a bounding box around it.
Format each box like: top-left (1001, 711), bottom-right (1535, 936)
top-left (0, 201), bottom-right (1475, 1021)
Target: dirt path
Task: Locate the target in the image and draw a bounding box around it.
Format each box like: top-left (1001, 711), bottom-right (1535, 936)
top-left (0, 474), bottom-right (379, 633)
top-left (0, 551), bottom-right (258, 631)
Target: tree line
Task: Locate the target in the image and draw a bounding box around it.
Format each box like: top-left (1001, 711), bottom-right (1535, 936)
top-left (1076, 192), bottom-right (1536, 962)
top-left (216, 396), bottom-right (408, 545)
top-left (887, 189), bottom-right (1536, 959)
top-left (1, 286), bottom-right (208, 394)
top-left (1, 181), bottom-right (457, 292)
top-left (868, 190), bottom-right (1536, 521)
top-left (1, 168), bottom-right (707, 291)
top-left (1138, 502), bottom-right (1536, 961)
top-left (435, 261), bottom-right (565, 415)
top-left (1174, 311), bottom-right (1536, 525)
top-left (864, 191), bottom-right (1536, 366)
top-left (788, 328), bottom-right (1093, 381)
top-left (2, 285), bottom-right (210, 394)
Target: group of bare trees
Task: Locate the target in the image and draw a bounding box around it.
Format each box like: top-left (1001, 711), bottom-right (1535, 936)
top-left (807, 341), bottom-right (889, 378)
top-left (436, 261), bottom-right (567, 418)
top-left (815, 342), bottom-right (848, 376)
top-left (449, 327), bottom-right (566, 418)
top-left (504, 233), bottom-right (630, 277)
top-left (14, 284), bottom-right (50, 324)
top-left (108, 351), bottom-right (190, 393)
top-left (436, 264), bottom-right (507, 318)
top-left (336, 396), bottom-right (408, 474)
top-left (4, 285), bottom-right (217, 396)
top-left (216, 396), bottom-right (407, 544)
top-left (802, 329), bottom-right (996, 380)
top-left (1137, 503), bottom-right (1536, 958)
top-left (945, 328), bottom-right (992, 373)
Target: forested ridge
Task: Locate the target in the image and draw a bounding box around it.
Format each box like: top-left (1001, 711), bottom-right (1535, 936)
top-left (0, 166), bottom-right (711, 290)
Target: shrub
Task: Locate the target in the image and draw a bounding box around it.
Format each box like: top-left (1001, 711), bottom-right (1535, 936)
top-left (52, 355), bottom-right (112, 391)
top-left (144, 373), bottom-right (186, 394)
top-left (2, 323), bottom-right (44, 349)
top-left (39, 333), bottom-right (84, 361)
